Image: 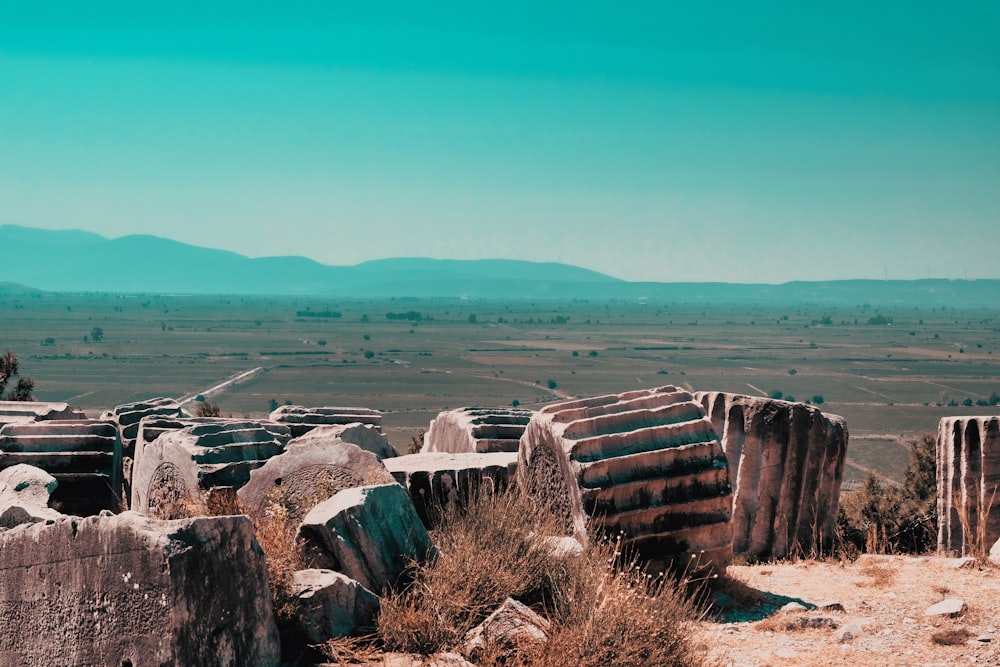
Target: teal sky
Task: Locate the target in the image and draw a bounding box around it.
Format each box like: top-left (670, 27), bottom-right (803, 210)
top-left (2, 2), bottom-right (998, 282)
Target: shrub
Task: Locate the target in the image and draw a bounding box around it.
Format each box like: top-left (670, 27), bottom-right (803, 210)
top-left (378, 488), bottom-right (708, 666)
top-left (196, 400), bottom-right (221, 417)
top-left (836, 433), bottom-right (937, 555)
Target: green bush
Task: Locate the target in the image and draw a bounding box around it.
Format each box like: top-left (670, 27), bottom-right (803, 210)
top-left (837, 433), bottom-right (937, 555)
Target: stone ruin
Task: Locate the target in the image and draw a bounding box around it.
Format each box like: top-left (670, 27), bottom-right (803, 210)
top-left (131, 418), bottom-right (292, 518)
top-left (269, 404), bottom-right (384, 438)
top-left (0, 419), bottom-right (122, 515)
top-left (385, 451), bottom-right (519, 526)
top-left (0, 463), bottom-right (279, 666)
top-left (422, 406), bottom-right (534, 454)
top-left (0, 399), bottom-right (85, 424)
top-left (696, 391), bottom-right (849, 560)
top-left (937, 415), bottom-right (1000, 556)
top-left (0, 388), bottom-right (868, 661)
top-left (517, 385), bottom-right (734, 573)
top-left (104, 397), bottom-right (188, 500)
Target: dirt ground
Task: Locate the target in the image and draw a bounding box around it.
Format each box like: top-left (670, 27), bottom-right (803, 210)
top-left (697, 555), bottom-right (1000, 667)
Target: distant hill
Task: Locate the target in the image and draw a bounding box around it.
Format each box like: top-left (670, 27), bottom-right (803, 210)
top-left (1, 224), bottom-right (998, 306)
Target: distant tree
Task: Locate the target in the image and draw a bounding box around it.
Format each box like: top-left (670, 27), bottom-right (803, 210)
top-left (364, 350), bottom-right (375, 359)
top-left (90, 327), bottom-right (104, 342)
top-left (588, 350), bottom-right (599, 357)
top-left (360, 314), bottom-right (370, 323)
top-left (468, 314), bottom-right (478, 324)
top-left (196, 400), bottom-right (221, 418)
top-left (572, 351), bottom-right (579, 357)
top-left (962, 397), bottom-right (974, 407)
top-left (268, 398), bottom-right (279, 412)
top-left (511, 399), bottom-right (520, 407)
top-left (546, 379), bottom-right (558, 390)
top-left (787, 368), bottom-right (797, 375)
top-left (769, 390), bottom-right (783, 400)
top-left (811, 394), bottom-right (825, 405)
top-left (0, 349), bottom-right (36, 401)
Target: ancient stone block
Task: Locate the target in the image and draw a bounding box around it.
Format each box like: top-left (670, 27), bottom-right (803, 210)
top-left (292, 569), bottom-right (380, 641)
top-left (0, 511), bottom-right (279, 666)
top-left (0, 463), bottom-right (62, 528)
top-left (937, 416), bottom-right (1000, 556)
top-left (270, 404), bottom-right (383, 438)
top-left (291, 422), bottom-right (397, 459)
top-left (422, 407), bottom-right (534, 454)
top-left (131, 419), bottom-right (291, 518)
top-left (695, 392), bottom-right (849, 559)
top-left (384, 451), bottom-right (518, 526)
top-left (518, 385), bottom-right (733, 574)
top-left (238, 438), bottom-right (395, 521)
top-left (0, 400), bottom-right (85, 425)
top-left (106, 398), bottom-right (189, 503)
top-left (299, 483), bottom-right (435, 593)
top-left (0, 419), bottom-right (122, 515)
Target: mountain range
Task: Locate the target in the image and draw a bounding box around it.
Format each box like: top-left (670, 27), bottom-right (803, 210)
top-left (2, 224), bottom-right (997, 306)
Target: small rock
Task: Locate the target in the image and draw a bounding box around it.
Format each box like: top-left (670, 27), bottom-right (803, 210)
top-left (818, 600), bottom-right (845, 613)
top-left (976, 635), bottom-right (992, 643)
top-left (837, 622), bottom-right (865, 643)
top-left (950, 556), bottom-right (978, 569)
top-left (541, 535), bottom-right (584, 559)
top-left (426, 653), bottom-right (474, 666)
top-left (924, 598), bottom-right (968, 618)
top-left (774, 649), bottom-right (800, 659)
top-left (779, 602), bottom-right (808, 613)
top-left (463, 598), bottom-right (550, 660)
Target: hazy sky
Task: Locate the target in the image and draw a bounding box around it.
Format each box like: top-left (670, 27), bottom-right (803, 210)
top-left (2, 2), bottom-right (997, 282)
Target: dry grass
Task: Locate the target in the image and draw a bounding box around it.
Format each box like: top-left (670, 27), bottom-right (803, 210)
top-left (378, 487), bottom-right (709, 666)
top-left (931, 627), bottom-right (973, 646)
top-left (955, 484), bottom-right (998, 562)
top-left (855, 562), bottom-right (897, 589)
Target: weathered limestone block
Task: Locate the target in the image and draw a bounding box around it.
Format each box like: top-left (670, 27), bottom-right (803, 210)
top-left (0, 464), bottom-right (62, 528)
top-left (517, 385), bottom-right (733, 573)
top-left (292, 422), bottom-right (397, 459)
top-left (270, 404), bottom-right (383, 438)
top-left (132, 420), bottom-right (291, 518)
top-left (238, 438), bottom-right (395, 521)
top-left (695, 392), bottom-right (849, 559)
top-left (107, 398), bottom-right (189, 502)
top-left (937, 416), bottom-right (1000, 556)
top-left (0, 400), bottom-right (85, 424)
top-left (384, 451), bottom-right (518, 526)
top-left (292, 569), bottom-right (380, 641)
top-left (299, 484), bottom-right (435, 593)
top-left (0, 511), bottom-right (279, 666)
top-left (422, 407), bottom-right (534, 454)
top-left (0, 419), bottom-right (122, 515)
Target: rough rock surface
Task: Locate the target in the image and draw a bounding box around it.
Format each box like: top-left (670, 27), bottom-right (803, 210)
top-left (238, 438), bottom-right (395, 521)
top-left (695, 391), bottom-right (849, 559)
top-left (0, 400), bottom-right (85, 424)
top-left (299, 483), bottom-right (435, 593)
top-left (0, 464), bottom-right (62, 527)
top-left (517, 385), bottom-right (733, 573)
top-left (270, 404), bottom-right (383, 438)
top-left (290, 422), bottom-right (397, 459)
top-left (131, 419), bottom-right (291, 518)
top-left (937, 416), bottom-right (1000, 556)
top-left (0, 510), bottom-right (279, 666)
top-left (292, 569), bottom-right (381, 641)
top-left (422, 407), bottom-right (534, 454)
top-left (0, 419), bottom-right (122, 514)
top-left (384, 451), bottom-right (518, 526)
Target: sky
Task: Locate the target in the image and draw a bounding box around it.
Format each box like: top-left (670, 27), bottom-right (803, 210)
top-left (1, 2), bottom-right (998, 283)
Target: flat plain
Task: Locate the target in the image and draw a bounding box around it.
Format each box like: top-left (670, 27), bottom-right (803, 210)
top-left (3, 292), bottom-right (998, 486)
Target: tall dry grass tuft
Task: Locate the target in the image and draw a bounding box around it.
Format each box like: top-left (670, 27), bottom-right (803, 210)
top-left (955, 484), bottom-right (998, 562)
top-left (379, 487), bottom-right (709, 666)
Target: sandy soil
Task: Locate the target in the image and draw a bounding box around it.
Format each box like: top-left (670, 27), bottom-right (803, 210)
top-left (696, 555), bottom-right (1000, 667)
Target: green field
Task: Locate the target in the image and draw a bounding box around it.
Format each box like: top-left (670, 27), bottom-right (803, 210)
top-left (3, 292), bottom-right (999, 485)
